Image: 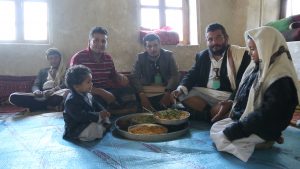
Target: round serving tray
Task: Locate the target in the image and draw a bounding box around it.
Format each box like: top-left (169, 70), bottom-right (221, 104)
top-left (114, 113), bottom-right (189, 142)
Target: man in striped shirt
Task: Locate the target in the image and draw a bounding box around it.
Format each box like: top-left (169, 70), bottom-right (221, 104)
top-left (70, 27), bottom-right (136, 113)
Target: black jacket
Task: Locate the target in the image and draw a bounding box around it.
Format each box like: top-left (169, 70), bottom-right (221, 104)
top-left (180, 48), bottom-right (250, 92)
top-left (63, 91), bottom-right (105, 140)
top-left (224, 77), bottom-right (298, 141)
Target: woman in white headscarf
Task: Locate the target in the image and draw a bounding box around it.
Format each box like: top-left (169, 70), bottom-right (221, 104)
top-left (9, 48), bottom-right (69, 111)
top-left (210, 26), bottom-right (300, 162)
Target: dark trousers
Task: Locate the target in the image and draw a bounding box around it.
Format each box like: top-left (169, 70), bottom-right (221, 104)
top-left (9, 93), bottom-right (63, 112)
top-left (93, 86), bottom-right (138, 114)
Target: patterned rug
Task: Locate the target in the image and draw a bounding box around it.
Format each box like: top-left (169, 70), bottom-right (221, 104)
top-left (1, 112), bottom-right (299, 169)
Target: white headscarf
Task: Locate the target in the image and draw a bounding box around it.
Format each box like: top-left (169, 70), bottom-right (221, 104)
top-left (226, 45), bottom-right (248, 90)
top-left (239, 26), bottom-right (300, 119)
top-left (42, 48), bottom-right (66, 90)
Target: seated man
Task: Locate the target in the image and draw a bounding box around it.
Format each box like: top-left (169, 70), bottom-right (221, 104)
top-left (9, 48), bottom-right (68, 111)
top-left (70, 26), bottom-right (136, 114)
top-left (172, 23), bottom-right (251, 121)
top-left (130, 33), bottom-right (179, 111)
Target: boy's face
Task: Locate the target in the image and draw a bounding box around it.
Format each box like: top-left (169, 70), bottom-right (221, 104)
top-left (247, 38), bottom-right (259, 63)
top-left (74, 74), bottom-right (93, 93)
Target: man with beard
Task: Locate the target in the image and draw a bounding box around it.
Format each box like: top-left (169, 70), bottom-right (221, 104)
top-left (70, 26), bottom-right (137, 114)
top-left (171, 23), bottom-right (251, 122)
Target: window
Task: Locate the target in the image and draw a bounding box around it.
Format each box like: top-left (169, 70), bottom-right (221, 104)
top-left (285, 0), bottom-right (300, 17)
top-left (279, 0), bottom-right (300, 18)
top-left (140, 0), bottom-right (198, 45)
top-left (0, 0), bottom-right (49, 43)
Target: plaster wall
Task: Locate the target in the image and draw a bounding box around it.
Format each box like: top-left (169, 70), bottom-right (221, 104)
top-left (0, 0), bottom-right (280, 75)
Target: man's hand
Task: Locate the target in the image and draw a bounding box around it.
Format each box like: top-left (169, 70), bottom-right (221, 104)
top-left (171, 89), bottom-right (182, 100)
top-left (160, 92), bottom-right (172, 107)
top-left (117, 73), bottom-right (129, 86)
top-left (210, 100), bottom-right (233, 123)
top-left (100, 111), bottom-right (111, 119)
top-left (139, 92), bottom-right (154, 111)
top-left (33, 90), bottom-right (44, 97)
top-left (43, 89), bottom-right (55, 97)
top-left (92, 87), bottom-right (115, 103)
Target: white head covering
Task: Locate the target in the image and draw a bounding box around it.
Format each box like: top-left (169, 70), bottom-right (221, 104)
top-left (240, 26), bottom-right (300, 119)
top-left (226, 45), bottom-right (248, 90)
top-left (43, 48), bottom-right (66, 90)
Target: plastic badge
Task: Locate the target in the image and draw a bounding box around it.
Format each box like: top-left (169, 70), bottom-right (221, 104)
top-left (212, 78), bottom-right (220, 89)
top-left (154, 73), bottom-right (162, 85)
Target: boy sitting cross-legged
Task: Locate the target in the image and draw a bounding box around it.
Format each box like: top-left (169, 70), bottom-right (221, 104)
top-left (63, 64), bottom-right (111, 141)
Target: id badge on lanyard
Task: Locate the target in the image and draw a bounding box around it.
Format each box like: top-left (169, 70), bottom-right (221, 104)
top-left (212, 68), bottom-right (220, 89)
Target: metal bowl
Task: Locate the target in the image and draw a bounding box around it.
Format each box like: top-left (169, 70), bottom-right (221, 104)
top-left (154, 110), bottom-right (190, 125)
top-left (114, 113), bottom-right (189, 142)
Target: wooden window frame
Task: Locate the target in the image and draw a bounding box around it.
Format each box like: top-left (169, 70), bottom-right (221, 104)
top-left (140, 0), bottom-right (190, 45)
top-left (0, 0), bottom-right (49, 44)
top-left (279, 0), bottom-right (287, 18)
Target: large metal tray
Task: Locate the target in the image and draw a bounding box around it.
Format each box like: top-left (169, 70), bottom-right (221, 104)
top-left (114, 113), bottom-right (189, 142)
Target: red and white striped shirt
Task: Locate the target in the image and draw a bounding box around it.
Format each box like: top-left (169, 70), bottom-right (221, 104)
top-left (70, 48), bottom-right (119, 88)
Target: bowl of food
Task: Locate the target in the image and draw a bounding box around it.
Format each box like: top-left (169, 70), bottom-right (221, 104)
top-left (131, 114), bottom-right (156, 124)
top-left (153, 109), bottom-right (190, 125)
top-left (128, 123), bottom-right (168, 135)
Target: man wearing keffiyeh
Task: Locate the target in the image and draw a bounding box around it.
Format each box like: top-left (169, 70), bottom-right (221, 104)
top-left (172, 23), bottom-right (251, 121)
top-left (9, 48), bottom-right (69, 111)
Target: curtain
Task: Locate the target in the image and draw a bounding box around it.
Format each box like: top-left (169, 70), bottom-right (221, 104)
top-left (279, 0), bottom-right (287, 19)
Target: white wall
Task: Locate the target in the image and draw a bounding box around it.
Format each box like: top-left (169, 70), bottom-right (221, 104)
top-left (0, 0), bottom-right (280, 76)
top-left (288, 42), bottom-right (300, 80)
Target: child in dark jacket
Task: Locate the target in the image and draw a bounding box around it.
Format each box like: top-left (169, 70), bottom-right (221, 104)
top-left (63, 65), bottom-right (111, 141)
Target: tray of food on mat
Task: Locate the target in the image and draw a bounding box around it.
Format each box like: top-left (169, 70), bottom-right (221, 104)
top-left (114, 113), bottom-right (189, 141)
top-left (153, 108), bottom-right (190, 125)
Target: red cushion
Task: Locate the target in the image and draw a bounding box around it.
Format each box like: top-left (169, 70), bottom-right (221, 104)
top-left (291, 14), bottom-right (300, 22)
top-left (282, 28), bottom-right (300, 41)
top-left (140, 27), bottom-right (179, 45)
top-left (0, 75), bottom-right (36, 103)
